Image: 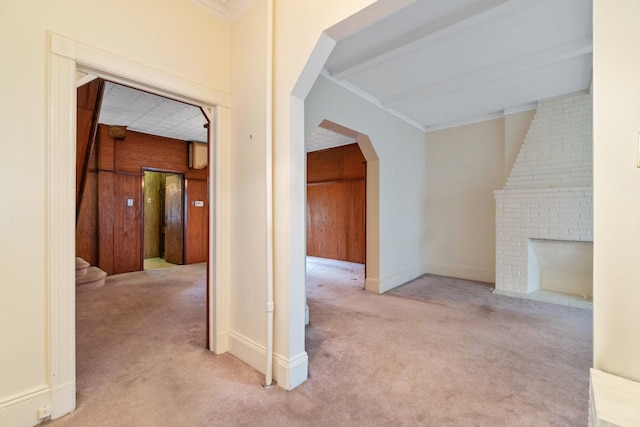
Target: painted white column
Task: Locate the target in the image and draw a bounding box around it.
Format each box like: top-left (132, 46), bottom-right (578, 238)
top-left (48, 34), bottom-right (78, 419)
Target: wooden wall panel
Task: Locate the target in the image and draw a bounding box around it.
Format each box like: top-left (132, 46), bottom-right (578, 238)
top-left (76, 79), bottom-right (101, 200)
top-left (99, 127), bottom-right (115, 171)
top-left (76, 170), bottom-right (99, 265)
top-left (79, 125), bottom-right (209, 274)
top-left (346, 180), bottom-right (366, 263)
top-left (98, 171), bottom-right (115, 275)
top-left (307, 143), bottom-right (365, 183)
top-left (163, 174), bottom-right (184, 265)
top-left (307, 181), bottom-right (365, 263)
top-left (185, 179), bottom-right (208, 264)
top-left (113, 174), bottom-right (142, 274)
top-left (306, 143), bottom-right (366, 264)
top-left (115, 130), bottom-right (188, 174)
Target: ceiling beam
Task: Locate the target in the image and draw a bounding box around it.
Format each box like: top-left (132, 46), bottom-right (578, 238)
top-left (329, 0), bottom-right (537, 81)
top-left (382, 38), bottom-right (593, 107)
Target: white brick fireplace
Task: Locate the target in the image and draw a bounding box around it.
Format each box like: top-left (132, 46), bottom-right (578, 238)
top-left (494, 92), bottom-right (593, 307)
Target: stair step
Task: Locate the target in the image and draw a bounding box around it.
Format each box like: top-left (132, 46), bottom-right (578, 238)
top-left (76, 266), bottom-right (107, 291)
top-left (76, 257), bottom-right (90, 276)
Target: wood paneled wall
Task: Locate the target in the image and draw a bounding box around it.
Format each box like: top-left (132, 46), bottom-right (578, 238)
top-left (306, 143), bottom-right (366, 264)
top-left (76, 124), bottom-right (208, 275)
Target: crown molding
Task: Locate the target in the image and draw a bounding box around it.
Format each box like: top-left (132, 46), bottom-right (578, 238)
top-left (198, 0), bottom-right (255, 20)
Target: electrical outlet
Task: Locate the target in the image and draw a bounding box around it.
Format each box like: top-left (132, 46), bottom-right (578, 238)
top-left (38, 406), bottom-right (52, 420)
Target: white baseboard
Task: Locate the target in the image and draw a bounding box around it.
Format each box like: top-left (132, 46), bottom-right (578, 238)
top-left (227, 330), bottom-right (308, 391)
top-left (0, 385), bottom-right (50, 427)
top-left (365, 277), bottom-right (381, 293)
top-left (274, 351), bottom-right (308, 390)
top-left (373, 264), bottom-right (427, 294)
top-left (589, 368), bottom-right (640, 427)
top-left (424, 263), bottom-right (495, 284)
top-left (211, 331), bottom-right (229, 354)
top-left (51, 381), bottom-right (75, 419)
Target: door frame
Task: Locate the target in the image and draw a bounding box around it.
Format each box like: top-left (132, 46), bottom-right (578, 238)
top-left (47, 33), bottom-right (230, 419)
top-left (142, 169), bottom-right (187, 267)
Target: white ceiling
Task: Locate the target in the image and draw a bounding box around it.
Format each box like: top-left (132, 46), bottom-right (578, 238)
top-left (97, 0), bottom-right (592, 150)
top-left (324, 0), bottom-right (592, 131)
top-left (306, 126), bottom-right (357, 153)
top-left (99, 82), bottom-right (209, 143)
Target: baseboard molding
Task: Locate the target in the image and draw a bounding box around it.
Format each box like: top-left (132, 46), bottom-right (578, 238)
top-left (0, 385), bottom-right (50, 426)
top-left (424, 263), bottom-right (495, 284)
top-left (376, 264), bottom-right (427, 294)
top-left (365, 277), bottom-right (381, 293)
top-left (51, 381), bottom-right (75, 419)
top-left (211, 331), bottom-right (229, 354)
top-left (227, 330), bottom-right (308, 391)
top-left (589, 368), bottom-right (640, 426)
top-left (492, 289), bottom-right (593, 309)
top-left (274, 351), bottom-right (308, 390)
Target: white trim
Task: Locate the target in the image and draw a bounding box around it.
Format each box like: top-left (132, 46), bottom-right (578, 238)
top-left (227, 330), bottom-right (309, 390)
top-left (51, 33), bottom-right (230, 109)
top-left (376, 265), bottom-right (427, 294)
top-left (590, 369), bottom-right (640, 427)
top-left (227, 330), bottom-right (266, 373)
top-left (503, 102), bottom-right (537, 116)
top-left (211, 105), bottom-right (230, 354)
top-left (424, 263), bottom-right (495, 284)
top-left (75, 72), bottom-right (98, 88)
top-left (365, 278), bottom-right (381, 293)
top-left (197, 0), bottom-right (256, 20)
top-left (47, 45), bottom-right (77, 419)
top-left (0, 386), bottom-right (51, 426)
top-left (274, 351), bottom-right (309, 391)
top-left (424, 103), bottom-right (538, 132)
top-left (48, 32), bottom-right (230, 419)
top-left (0, 385), bottom-right (50, 410)
top-left (491, 289), bottom-right (593, 309)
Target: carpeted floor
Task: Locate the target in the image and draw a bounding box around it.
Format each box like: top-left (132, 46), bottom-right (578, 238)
top-left (50, 258), bottom-right (592, 426)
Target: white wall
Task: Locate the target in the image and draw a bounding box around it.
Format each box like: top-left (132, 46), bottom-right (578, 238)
top-left (305, 75), bottom-right (428, 292)
top-left (593, 0), bottom-right (640, 383)
top-left (423, 111), bottom-right (534, 284)
top-left (271, 0), bottom-right (405, 389)
top-left (0, 1), bottom-right (229, 425)
top-left (424, 118), bottom-right (506, 283)
top-left (227, 0), bottom-right (270, 376)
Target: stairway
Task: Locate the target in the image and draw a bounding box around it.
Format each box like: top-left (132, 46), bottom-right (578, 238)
top-left (76, 257), bottom-right (107, 291)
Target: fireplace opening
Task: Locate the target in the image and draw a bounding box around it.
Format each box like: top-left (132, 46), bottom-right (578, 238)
top-left (528, 239), bottom-right (593, 299)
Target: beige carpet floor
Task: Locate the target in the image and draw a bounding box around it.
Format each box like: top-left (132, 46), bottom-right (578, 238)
top-left (50, 257), bottom-right (591, 426)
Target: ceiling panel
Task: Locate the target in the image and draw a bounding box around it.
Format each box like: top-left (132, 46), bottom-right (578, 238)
top-left (99, 82), bottom-right (208, 143)
top-left (306, 126), bottom-right (357, 153)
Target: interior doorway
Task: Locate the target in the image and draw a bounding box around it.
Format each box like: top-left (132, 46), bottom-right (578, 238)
top-left (306, 142), bottom-right (366, 266)
top-left (48, 35), bottom-right (228, 417)
top-left (143, 171), bottom-right (185, 269)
